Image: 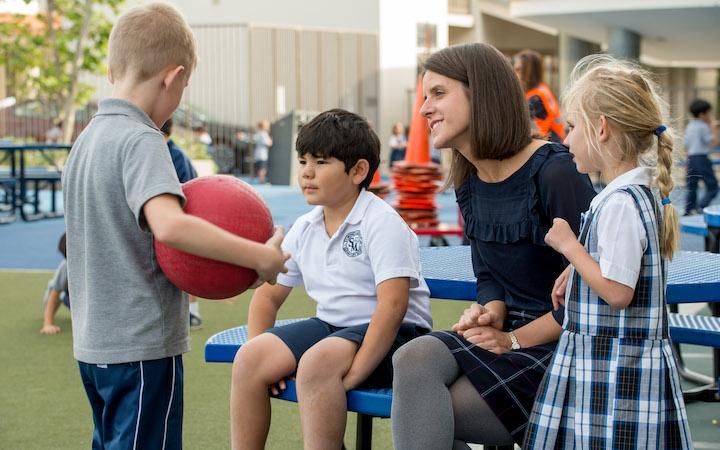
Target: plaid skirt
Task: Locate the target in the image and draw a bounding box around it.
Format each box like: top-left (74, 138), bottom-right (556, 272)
top-left (432, 330), bottom-right (556, 443)
top-left (524, 332), bottom-right (693, 449)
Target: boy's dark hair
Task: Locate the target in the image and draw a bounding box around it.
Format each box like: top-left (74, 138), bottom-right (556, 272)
top-left (689, 99), bottom-right (711, 118)
top-left (58, 233), bottom-right (67, 258)
top-left (295, 109), bottom-right (380, 190)
top-left (161, 117), bottom-right (173, 136)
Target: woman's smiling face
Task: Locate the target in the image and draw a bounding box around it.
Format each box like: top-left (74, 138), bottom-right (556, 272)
top-left (420, 70), bottom-right (471, 153)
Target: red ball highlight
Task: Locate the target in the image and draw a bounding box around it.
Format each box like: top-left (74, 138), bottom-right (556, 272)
top-left (155, 176), bottom-right (274, 299)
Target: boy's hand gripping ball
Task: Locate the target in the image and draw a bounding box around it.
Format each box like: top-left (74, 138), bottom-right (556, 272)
top-left (154, 176), bottom-right (274, 299)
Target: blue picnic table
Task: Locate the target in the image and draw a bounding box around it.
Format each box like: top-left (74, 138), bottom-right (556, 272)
top-left (205, 247), bottom-right (720, 448)
top-left (0, 143), bottom-right (71, 223)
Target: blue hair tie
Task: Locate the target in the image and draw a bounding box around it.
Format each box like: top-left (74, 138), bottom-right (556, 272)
top-left (661, 197), bottom-right (672, 205)
top-left (654, 125), bottom-right (667, 136)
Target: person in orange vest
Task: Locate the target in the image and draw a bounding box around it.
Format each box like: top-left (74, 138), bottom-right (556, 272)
top-left (513, 49), bottom-right (565, 143)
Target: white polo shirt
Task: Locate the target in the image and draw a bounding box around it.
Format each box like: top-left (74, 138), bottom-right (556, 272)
top-left (277, 190), bottom-right (432, 330)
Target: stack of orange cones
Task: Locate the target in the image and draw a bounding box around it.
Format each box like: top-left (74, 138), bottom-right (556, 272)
top-left (391, 75), bottom-right (442, 227)
top-left (368, 167), bottom-right (390, 198)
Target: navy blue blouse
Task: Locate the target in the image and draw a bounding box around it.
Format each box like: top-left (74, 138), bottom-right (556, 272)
top-left (457, 143), bottom-right (596, 328)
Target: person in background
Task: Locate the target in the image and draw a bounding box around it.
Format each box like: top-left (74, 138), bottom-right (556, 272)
top-left (388, 122), bottom-right (407, 167)
top-left (254, 119), bottom-right (273, 184)
top-left (684, 98), bottom-right (719, 215)
top-left (45, 120), bottom-right (63, 143)
top-left (161, 117), bottom-right (202, 329)
top-left (40, 233), bottom-right (70, 335)
top-left (514, 49), bottom-right (565, 144)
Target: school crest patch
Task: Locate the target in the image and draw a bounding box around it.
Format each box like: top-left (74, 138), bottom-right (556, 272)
top-left (342, 230), bottom-right (363, 257)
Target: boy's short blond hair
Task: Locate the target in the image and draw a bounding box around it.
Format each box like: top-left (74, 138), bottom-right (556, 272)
top-left (108, 2), bottom-right (197, 82)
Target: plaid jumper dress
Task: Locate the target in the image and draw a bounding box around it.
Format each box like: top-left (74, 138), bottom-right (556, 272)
top-left (524, 184), bottom-right (692, 449)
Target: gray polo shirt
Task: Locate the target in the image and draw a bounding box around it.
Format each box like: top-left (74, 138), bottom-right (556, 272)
top-left (63, 98), bottom-right (188, 364)
top-left (684, 119), bottom-right (713, 156)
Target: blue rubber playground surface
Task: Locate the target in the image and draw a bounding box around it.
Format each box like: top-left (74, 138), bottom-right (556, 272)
top-left (0, 180), bottom-right (463, 270)
top-left (0, 180), bottom-right (715, 271)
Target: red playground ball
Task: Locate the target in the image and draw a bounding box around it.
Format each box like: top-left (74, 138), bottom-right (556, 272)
top-left (154, 176), bottom-right (274, 299)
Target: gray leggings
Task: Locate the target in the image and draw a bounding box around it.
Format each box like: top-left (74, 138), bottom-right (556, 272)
top-left (391, 335), bottom-right (514, 450)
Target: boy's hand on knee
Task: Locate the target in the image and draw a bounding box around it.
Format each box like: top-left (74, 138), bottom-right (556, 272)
top-left (256, 226), bottom-right (290, 285)
top-left (268, 376), bottom-right (293, 396)
top-left (342, 370), bottom-right (364, 391)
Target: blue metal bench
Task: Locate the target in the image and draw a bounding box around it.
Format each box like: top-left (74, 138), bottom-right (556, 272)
top-left (668, 314), bottom-right (720, 348)
top-left (0, 177), bottom-right (17, 224)
top-left (205, 319), bottom-right (394, 450)
top-left (0, 144), bottom-right (70, 223)
top-left (206, 248), bottom-right (720, 447)
top-left (206, 312), bottom-right (720, 423)
top-left (676, 206), bottom-right (720, 391)
top-left (680, 205), bottom-right (720, 253)
top-left (680, 214), bottom-right (709, 237)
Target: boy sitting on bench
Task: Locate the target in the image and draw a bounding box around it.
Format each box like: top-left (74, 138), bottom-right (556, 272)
top-left (230, 109), bottom-right (432, 449)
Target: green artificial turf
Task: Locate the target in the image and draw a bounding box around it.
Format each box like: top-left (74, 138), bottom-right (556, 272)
top-left (0, 271), bottom-right (467, 449)
top-left (3, 271), bottom-right (717, 449)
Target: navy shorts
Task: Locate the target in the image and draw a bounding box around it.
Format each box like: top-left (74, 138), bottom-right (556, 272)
top-left (267, 317), bottom-right (428, 388)
top-left (255, 159), bottom-right (268, 171)
top-left (78, 355), bottom-right (183, 450)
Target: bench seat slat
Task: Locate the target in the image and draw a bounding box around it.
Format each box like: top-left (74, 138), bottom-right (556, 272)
top-left (669, 313), bottom-right (720, 347)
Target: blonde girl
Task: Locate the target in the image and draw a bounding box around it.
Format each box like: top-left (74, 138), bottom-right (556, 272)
top-left (524, 55), bottom-right (692, 449)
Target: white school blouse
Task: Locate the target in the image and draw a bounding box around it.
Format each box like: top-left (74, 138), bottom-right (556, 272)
top-left (588, 167), bottom-right (653, 289)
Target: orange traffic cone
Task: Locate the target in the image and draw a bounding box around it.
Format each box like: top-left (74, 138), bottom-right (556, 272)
top-left (371, 168), bottom-right (381, 186)
top-left (391, 74), bottom-right (442, 227)
top-left (404, 75), bottom-right (430, 164)
top-left (368, 166), bottom-right (390, 198)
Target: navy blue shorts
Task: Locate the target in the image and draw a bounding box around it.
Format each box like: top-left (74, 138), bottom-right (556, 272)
top-left (78, 355), bottom-right (183, 450)
top-left (267, 317), bottom-right (428, 388)
top-left (255, 160), bottom-right (268, 171)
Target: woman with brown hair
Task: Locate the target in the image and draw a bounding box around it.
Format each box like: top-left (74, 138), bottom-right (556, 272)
top-left (514, 49), bottom-right (565, 143)
top-left (390, 43), bottom-right (596, 449)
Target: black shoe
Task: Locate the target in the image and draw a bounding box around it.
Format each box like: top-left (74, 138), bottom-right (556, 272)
top-left (190, 313), bottom-right (203, 330)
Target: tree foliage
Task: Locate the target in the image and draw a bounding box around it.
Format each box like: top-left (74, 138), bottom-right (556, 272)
top-left (0, 0), bottom-right (124, 140)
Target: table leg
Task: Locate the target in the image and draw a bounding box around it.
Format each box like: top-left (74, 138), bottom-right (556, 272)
top-left (670, 304), bottom-right (715, 385)
top-left (19, 149), bottom-right (29, 221)
top-left (355, 413), bottom-right (373, 450)
top-left (706, 225), bottom-right (719, 253)
top-left (682, 301), bottom-right (720, 403)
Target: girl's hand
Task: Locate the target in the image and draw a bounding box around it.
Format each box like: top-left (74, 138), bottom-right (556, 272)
top-left (461, 326), bottom-right (512, 354)
top-left (552, 266), bottom-right (572, 310)
top-left (544, 218), bottom-right (579, 256)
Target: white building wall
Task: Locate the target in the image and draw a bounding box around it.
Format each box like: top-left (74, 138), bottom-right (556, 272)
top-left (169, 0), bottom-right (378, 32)
top-left (82, 0), bottom-right (450, 169)
top-left (378, 0), bottom-right (448, 170)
